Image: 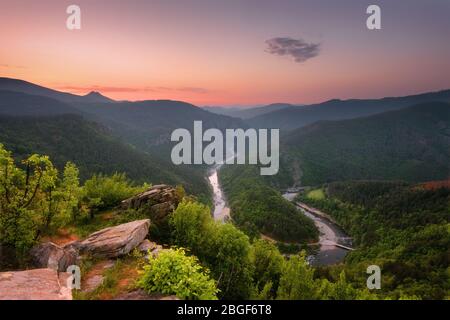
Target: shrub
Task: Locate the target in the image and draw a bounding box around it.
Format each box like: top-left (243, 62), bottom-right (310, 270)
top-left (83, 173), bottom-right (148, 211)
top-left (138, 248), bottom-right (218, 300)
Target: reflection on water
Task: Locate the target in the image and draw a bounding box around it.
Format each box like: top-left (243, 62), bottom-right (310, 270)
top-left (207, 152), bottom-right (235, 222)
top-left (208, 168), bottom-right (230, 222)
top-left (283, 192), bottom-right (352, 266)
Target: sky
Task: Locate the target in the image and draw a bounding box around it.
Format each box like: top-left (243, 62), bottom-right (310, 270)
top-left (1, 0), bottom-right (449, 106)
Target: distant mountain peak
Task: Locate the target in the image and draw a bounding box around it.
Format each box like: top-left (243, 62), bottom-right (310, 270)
top-left (0, 77), bottom-right (116, 104)
top-left (85, 91), bottom-right (102, 96)
top-left (83, 91), bottom-right (114, 103)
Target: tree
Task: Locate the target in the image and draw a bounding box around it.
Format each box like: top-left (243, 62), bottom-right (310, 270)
top-left (250, 239), bottom-right (284, 299)
top-left (59, 162), bottom-right (82, 223)
top-left (0, 144), bottom-right (57, 250)
top-left (277, 252), bottom-right (318, 300)
top-left (170, 199), bottom-right (212, 254)
top-left (209, 223), bottom-right (253, 299)
top-left (170, 199), bottom-right (253, 299)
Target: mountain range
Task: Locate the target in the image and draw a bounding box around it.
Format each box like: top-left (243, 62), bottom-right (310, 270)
top-left (248, 89), bottom-right (450, 130)
top-left (204, 103), bottom-right (297, 119)
top-left (0, 78), bottom-right (114, 104)
top-left (0, 77), bottom-right (449, 191)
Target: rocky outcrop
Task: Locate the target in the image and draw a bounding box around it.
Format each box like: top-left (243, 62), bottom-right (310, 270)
top-left (121, 185), bottom-right (181, 223)
top-left (0, 217), bottom-right (162, 300)
top-left (30, 242), bottom-right (78, 272)
top-left (79, 219), bottom-right (150, 258)
top-left (0, 268), bottom-right (72, 300)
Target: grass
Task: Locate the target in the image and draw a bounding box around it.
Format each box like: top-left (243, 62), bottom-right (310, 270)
top-left (73, 251), bottom-right (145, 300)
top-left (306, 188), bottom-right (325, 200)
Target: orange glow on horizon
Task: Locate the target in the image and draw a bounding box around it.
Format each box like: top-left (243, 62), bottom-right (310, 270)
top-left (1, 0), bottom-right (449, 106)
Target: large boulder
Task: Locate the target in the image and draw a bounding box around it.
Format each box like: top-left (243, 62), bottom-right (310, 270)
top-left (30, 242), bottom-right (78, 272)
top-left (79, 219), bottom-right (150, 258)
top-left (121, 185), bottom-right (181, 223)
top-left (0, 268), bottom-right (72, 300)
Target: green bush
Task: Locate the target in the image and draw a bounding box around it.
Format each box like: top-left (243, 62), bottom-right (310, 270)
top-left (138, 248), bottom-right (218, 300)
top-left (170, 200), bottom-right (253, 299)
top-left (83, 173), bottom-right (148, 211)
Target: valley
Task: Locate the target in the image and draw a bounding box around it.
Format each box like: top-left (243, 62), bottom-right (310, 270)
top-left (0, 77), bottom-right (449, 300)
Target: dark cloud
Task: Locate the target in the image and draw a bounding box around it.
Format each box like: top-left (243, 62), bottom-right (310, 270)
top-left (265, 37), bottom-right (321, 63)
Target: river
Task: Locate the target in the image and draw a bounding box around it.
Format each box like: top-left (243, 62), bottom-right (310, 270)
top-left (207, 164), bottom-right (351, 265)
top-left (283, 192), bottom-right (352, 265)
top-left (207, 151), bottom-right (236, 222)
top-left (208, 166), bottom-right (231, 222)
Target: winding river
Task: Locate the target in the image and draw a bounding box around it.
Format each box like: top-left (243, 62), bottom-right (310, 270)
top-left (283, 192), bottom-right (352, 266)
top-left (207, 165), bottom-right (351, 265)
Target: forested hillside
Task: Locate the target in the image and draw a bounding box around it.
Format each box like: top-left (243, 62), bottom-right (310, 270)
top-left (0, 90), bottom-right (82, 116)
top-left (297, 181), bottom-right (450, 299)
top-left (72, 99), bottom-right (246, 155)
top-left (0, 114), bottom-right (209, 197)
top-left (205, 103), bottom-right (297, 119)
top-left (219, 165), bottom-right (317, 243)
top-left (280, 102), bottom-right (450, 186)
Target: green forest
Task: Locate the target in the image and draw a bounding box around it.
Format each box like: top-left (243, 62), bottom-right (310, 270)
top-left (297, 181), bottom-right (450, 299)
top-left (220, 164), bottom-right (317, 243)
top-left (0, 145), bottom-right (380, 300)
top-left (0, 114), bottom-right (211, 200)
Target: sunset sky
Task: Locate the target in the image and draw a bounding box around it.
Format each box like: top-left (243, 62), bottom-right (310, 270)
top-left (1, 0), bottom-right (449, 106)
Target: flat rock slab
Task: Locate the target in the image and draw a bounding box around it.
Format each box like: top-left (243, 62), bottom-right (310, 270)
top-left (80, 219), bottom-right (150, 258)
top-left (0, 268), bottom-right (72, 300)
